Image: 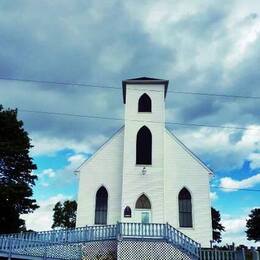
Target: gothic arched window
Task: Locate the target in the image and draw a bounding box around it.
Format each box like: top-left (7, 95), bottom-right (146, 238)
top-left (136, 126), bottom-right (152, 165)
top-left (95, 186), bottom-right (108, 225)
top-left (124, 206), bottom-right (132, 217)
top-left (135, 194), bottom-right (151, 209)
top-left (138, 93), bottom-right (152, 112)
top-left (178, 188), bottom-right (192, 227)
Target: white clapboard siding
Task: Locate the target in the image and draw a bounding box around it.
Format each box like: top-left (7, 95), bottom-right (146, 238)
top-left (76, 78), bottom-right (212, 247)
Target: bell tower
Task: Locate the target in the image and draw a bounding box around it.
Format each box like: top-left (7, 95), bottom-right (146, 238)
top-left (121, 77), bottom-right (169, 223)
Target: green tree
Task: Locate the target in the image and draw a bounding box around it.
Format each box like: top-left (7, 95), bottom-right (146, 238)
top-left (0, 105), bottom-right (38, 234)
top-left (246, 208), bottom-right (260, 242)
top-left (52, 202), bottom-right (63, 228)
top-left (211, 207), bottom-right (225, 243)
top-left (52, 200), bottom-right (77, 229)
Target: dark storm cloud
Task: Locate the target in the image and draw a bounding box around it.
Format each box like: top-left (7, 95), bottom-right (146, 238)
top-left (173, 4), bottom-right (228, 40)
top-left (0, 0), bottom-right (173, 82)
top-left (180, 98), bottom-right (222, 122)
top-left (0, 0), bottom-right (259, 157)
top-left (0, 0), bottom-right (173, 142)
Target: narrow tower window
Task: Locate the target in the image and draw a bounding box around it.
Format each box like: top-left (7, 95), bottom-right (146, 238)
top-left (95, 186), bottom-right (108, 225)
top-left (138, 93), bottom-right (152, 112)
top-left (178, 188), bottom-right (192, 227)
top-left (136, 126), bottom-right (152, 165)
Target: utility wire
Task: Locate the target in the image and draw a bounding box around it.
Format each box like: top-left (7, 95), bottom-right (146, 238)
top-left (1, 76), bottom-right (260, 100)
top-left (172, 90), bottom-right (260, 100)
top-left (0, 76), bottom-right (118, 90)
top-left (2, 77), bottom-right (259, 192)
top-left (211, 186), bottom-right (260, 192)
top-left (0, 140), bottom-right (259, 192)
top-left (17, 108), bottom-right (260, 132)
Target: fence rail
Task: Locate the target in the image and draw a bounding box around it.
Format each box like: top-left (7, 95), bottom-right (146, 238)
top-left (0, 222), bottom-right (200, 259)
top-left (0, 224), bottom-right (117, 245)
top-left (200, 248), bottom-right (236, 260)
top-left (167, 223), bottom-right (200, 257)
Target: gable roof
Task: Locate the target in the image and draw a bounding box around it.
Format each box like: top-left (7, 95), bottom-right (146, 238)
top-left (74, 126), bottom-right (124, 172)
top-left (128, 77), bottom-right (163, 81)
top-left (165, 128), bottom-right (213, 175)
top-left (74, 125), bottom-right (213, 175)
top-left (122, 77), bottom-right (169, 104)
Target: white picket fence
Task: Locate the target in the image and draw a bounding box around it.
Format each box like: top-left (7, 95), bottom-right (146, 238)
top-left (200, 247), bottom-right (260, 260)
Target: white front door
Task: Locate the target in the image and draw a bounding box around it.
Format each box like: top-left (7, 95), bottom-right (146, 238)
top-left (136, 210), bottom-right (151, 223)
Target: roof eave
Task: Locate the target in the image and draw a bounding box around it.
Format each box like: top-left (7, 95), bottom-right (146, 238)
top-left (122, 79), bottom-right (169, 104)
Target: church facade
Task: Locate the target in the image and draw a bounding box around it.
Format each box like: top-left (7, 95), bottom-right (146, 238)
top-left (76, 77), bottom-right (213, 247)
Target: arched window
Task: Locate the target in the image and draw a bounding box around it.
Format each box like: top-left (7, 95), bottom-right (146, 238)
top-left (178, 188), bottom-right (192, 227)
top-left (95, 186), bottom-right (108, 225)
top-left (135, 194), bottom-right (151, 209)
top-left (138, 93), bottom-right (152, 112)
top-left (124, 206), bottom-right (132, 217)
top-left (136, 126), bottom-right (152, 165)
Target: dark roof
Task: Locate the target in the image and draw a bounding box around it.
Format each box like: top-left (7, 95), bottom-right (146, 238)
top-left (122, 77), bottom-right (169, 104)
top-left (128, 77), bottom-right (162, 81)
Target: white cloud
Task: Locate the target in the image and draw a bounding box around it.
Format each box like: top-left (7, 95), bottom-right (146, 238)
top-left (22, 194), bottom-right (72, 231)
top-left (59, 154), bottom-right (88, 177)
top-left (248, 153), bottom-right (260, 169)
top-left (30, 133), bottom-right (107, 157)
top-left (67, 154), bottom-right (87, 170)
top-left (124, 0), bottom-right (260, 75)
top-left (37, 168), bottom-right (56, 187)
top-left (210, 192), bottom-right (218, 201)
top-left (220, 174), bottom-right (260, 192)
top-left (41, 182), bottom-right (49, 187)
top-left (36, 153), bottom-right (88, 189)
top-left (220, 209), bottom-right (260, 246)
top-left (177, 125), bottom-right (260, 170)
top-left (225, 16), bottom-right (260, 68)
top-left (22, 152), bottom-right (88, 231)
top-left (42, 168), bottom-right (56, 178)
top-left (222, 217), bottom-right (246, 234)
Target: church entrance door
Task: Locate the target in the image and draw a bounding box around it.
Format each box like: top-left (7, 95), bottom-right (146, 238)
top-left (135, 194), bottom-right (152, 223)
top-left (141, 211), bottom-right (151, 223)
top-left (135, 210), bottom-right (151, 223)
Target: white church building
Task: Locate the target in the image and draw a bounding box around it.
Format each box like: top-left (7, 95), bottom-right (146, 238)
top-left (76, 77), bottom-right (213, 247)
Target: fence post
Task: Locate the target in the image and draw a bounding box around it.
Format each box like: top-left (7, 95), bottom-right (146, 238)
top-left (8, 239), bottom-right (12, 260)
top-left (243, 248), bottom-right (246, 260)
top-left (116, 221), bottom-right (119, 236)
top-left (198, 244), bottom-right (202, 260)
top-left (43, 243), bottom-right (47, 260)
top-left (214, 247), bottom-right (217, 260)
top-left (164, 223), bottom-right (168, 241)
top-left (116, 222), bottom-right (122, 241)
top-left (252, 247), bottom-right (260, 260)
top-left (239, 248), bottom-right (246, 260)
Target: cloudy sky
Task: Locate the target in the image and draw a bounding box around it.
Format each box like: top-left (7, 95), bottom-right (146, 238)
top-left (0, 0), bottom-right (260, 246)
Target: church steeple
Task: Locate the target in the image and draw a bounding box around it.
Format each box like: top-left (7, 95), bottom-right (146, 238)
top-left (121, 76), bottom-right (168, 223)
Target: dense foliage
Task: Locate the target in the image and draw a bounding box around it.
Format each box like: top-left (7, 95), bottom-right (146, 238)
top-left (0, 105), bottom-right (38, 234)
top-left (246, 208), bottom-right (260, 242)
top-left (211, 207), bottom-right (225, 243)
top-left (52, 200), bottom-right (77, 229)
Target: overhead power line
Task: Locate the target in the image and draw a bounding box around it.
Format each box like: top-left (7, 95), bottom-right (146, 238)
top-left (1, 76), bottom-right (260, 100)
top-left (17, 108), bottom-right (260, 132)
top-left (172, 90), bottom-right (260, 100)
top-left (211, 186), bottom-right (260, 192)
top-left (0, 76), bottom-right (118, 90)
top-left (0, 139), bottom-right (259, 192)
